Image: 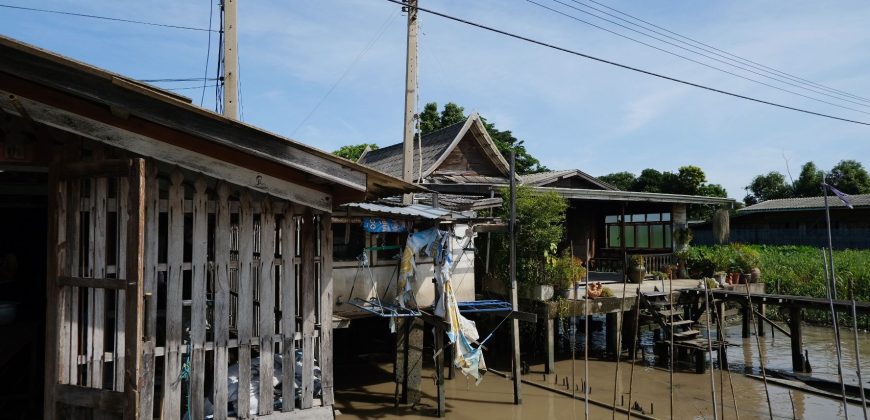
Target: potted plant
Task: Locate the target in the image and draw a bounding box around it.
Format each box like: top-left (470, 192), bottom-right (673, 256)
top-left (713, 271), bottom-right (727, 286)
top-left (628, 255), bottom-right (646, 283)
top-left (674, 249), bottom-right (690, 279)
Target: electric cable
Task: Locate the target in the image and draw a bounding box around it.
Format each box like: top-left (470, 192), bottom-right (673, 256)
top-left (382, 0), bottom-right (870, 127)
top-left (200, 0), bottom-right (216, 106)
top-left (0, 3), bottom-right (218, 32)
top-left (525, 0), bottom-right (870, 116)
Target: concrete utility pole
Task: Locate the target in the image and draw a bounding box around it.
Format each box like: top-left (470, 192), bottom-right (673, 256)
top-left (401, 0), bottom-right (418, 204)
top-left (509, 151), bottom-right (523, 404)
top-left (223, 0), bottom-right (239, 119)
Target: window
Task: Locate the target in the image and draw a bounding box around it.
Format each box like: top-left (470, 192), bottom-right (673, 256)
top-left (604, 212), bottom-right (673, 250)
top-left (373, 232), bottom-right (403, 263)
top-left (332, 222), bottom-right (366, 261)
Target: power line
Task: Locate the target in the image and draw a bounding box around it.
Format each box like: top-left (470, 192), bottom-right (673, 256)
top-left (525, 0), bottom-right (870, 116)
top-left (199, 0), bottom-right (216, 106)
top-left (139, 77), bottom-right (219, 83)
top-left (165, 84), bottom-right (219, 91)
top-left (580, 0), bottom-right (870, 105)
top-left (541, 0), bottom-right (870, 109)
top-left (0, 4), bottom-right (219, 32)
top-left (382, 0), bottom-right (870, 127)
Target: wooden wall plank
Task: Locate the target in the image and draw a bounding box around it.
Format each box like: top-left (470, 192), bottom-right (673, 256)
top-left (319, 215), bottom-right (334, 406)
top-left (114, 176), bottom-right (129, 392)
top-left (237, 191), bottom-right (255, 418)
top-left (55, 177), bottom-right (70, 385)
top-left (191, 177), bottom-right (208, 420)
top-left (90, 159), bottom-right (108, 389)
top-left (43, 169), bottom-right (62, 419)
top-left (123, 158), bottom-right (145, 420)
top-left (280, 205), bottom-right (297, 412)
top-left (300, 210), bottom-right (316, 409)
top-left (67, 177), bottom-right (81, 386)
top-left (259, 198), bottom-right (276, 415)
top-left (161, 170), bottom-right (185, 419)
top-left (213, 183), bottom-right (231, 420)
top-left (139, 162), bottom-right (158, 420)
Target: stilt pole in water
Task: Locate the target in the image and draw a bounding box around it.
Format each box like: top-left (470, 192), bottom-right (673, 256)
top-left (745, 279), bottom-right (774, 419)
top-left (625, 287), bottom-right (642, 420)
top-left (611, 263), bottom-right (630, 420)
top-left (715, 298), bottom-right (740, 420)
top-left (823, 178), bottom-right (866, 418)
top-left (668, 274), bottom-right (675, 420)
top-left (702, 280), bottom-right (719, 420)
top-left (509, 151), bottom-right (522, 404)
top-left (584, 238), bottom-right (590, 420)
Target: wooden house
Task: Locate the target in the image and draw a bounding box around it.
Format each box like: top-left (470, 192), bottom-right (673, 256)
top-left (0, 36), bottom-right (419, 419)
top-left (693, 194), bottom-right (870, 249)
top-left (357, 113), bottom-right (734, 277)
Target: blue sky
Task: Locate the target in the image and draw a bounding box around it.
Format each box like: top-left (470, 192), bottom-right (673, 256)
top-left (2, 0), bottom-right (869, 199)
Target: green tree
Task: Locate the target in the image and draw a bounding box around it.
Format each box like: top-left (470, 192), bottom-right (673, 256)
top-left (332, 143), bottom-right (378, 161)
top-left (419, 101), bottom-right (548, 174)
top-left (632, 168), bottom-right (665, 193)
top-left (419, 102), bottom-right (440, 134)
top-left (439, 102), bottom-right (467, 128)
top-left (793, 161), bottom-right (823, 197)
top-left (828, 159), bottom-right (870, 194)
top-left (744, 171), bottom-right (792, 204)
top-left (490, 185), bottom-right (567, 288)
top-left (674, 165), bottom-right (707, 195)
top-left (597, 171), bottom-right (636, 191)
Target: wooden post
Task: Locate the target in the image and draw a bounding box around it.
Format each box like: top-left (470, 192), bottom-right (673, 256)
top-left (509, 151), bottom-right (522, 404)
top-left (213, 183), bottom-right (231, 419)
top-left (191, 177), bottom-right (208, 419)
top-left (123, 159), bottom-right (145, 420)
top-left (161, 170), bottom-right (184, 419)
top-left (789, 306), bottom-right (805, 372)
top-left (43, 168), bottom-right (62, 419)
top-left (606, 311), bottom-right (622, 358)
top-left (757, 303), bottom-right (766, 337)
top-left (435, 327), bottom-right (446, 417)
top-left (545, 317), bottom-right (555, 374)
top-left (258, 198), bottom-right (276, 415)
top-left (140, 162), bottom-right (157, 420)
top-left (320, 214), bottom-right (335, 406)
top-left (300, 210), bottom-right (316, 409)
top-left (237, 191), bottom-right (254, 417)
top-left (280, 204), bottom-right (297, 412)
top-left (623, 308), bottom-right (639, 358)
top-left (741, 303), bottom-right (751, 339)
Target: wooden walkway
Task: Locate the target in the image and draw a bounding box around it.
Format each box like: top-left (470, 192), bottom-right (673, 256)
top-left (683, 288), bottom-right (870, 313)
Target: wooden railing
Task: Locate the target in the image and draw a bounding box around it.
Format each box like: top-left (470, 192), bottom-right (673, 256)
top-left (634, 253), bottom-right (675, 274)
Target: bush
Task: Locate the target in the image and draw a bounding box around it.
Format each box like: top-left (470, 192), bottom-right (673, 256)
top-left (690, 244), bottom-right (870, 324)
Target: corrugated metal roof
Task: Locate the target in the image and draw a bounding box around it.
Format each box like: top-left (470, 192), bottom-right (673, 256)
top-left (342, 202), bottom-right (459, 220)
top-left (739, 193), bottom-right (870, 213)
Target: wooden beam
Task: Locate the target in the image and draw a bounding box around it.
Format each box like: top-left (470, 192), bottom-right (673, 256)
top-left (238, 191), bottom-right (255, 418)
top-left (191, 176), bottom-right (208, 420)
top-left (54, 384), bottom-right (125, 413)
top-left (213, 182), bottom-right (231, 420)
top-left (57, 276), bottom-right (127, 290)
top-left (319, 215), bottom-right (335, 406)
top-left (300, 210), bottom-right (316, 409)
top-left (280, 204), bottom-right (298, 413)
top-left (43, 167), bottom-right (61, 419)
top-left (55, 158), bottom-right (135, 179)
top-left (123, 158), bottom-right (145, 420)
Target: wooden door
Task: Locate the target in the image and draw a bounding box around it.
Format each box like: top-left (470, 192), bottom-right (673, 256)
top-left (44, 158), bottom-right (145, 420)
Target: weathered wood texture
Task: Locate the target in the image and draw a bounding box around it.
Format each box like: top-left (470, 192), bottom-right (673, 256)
top-left (46, 152), bottom-right (332, 419)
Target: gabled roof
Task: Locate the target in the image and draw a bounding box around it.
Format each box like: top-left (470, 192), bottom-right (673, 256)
top-left (519, 169), bottom-right (616, 190)
top-left (739, 194), bottom-right (870, 214)
top-left (357, 113), bottom-right (510, 179)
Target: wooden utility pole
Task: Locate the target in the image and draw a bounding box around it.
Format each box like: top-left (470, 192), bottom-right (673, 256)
top-left (509, 151), bottom-right (523, 404)
top-left (401, 0), bottom-right (418, 204)
top-left (223, 0), bottom-right (239, 119)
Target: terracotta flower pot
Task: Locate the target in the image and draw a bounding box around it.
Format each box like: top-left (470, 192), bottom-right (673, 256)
top-left (750, 267), bottom-right (761, 283)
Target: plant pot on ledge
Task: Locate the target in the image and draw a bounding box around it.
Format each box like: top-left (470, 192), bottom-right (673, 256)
top-left (629, 266), bottom-right (646, 284)
top-left (529, 284), bottom-right (554, 301)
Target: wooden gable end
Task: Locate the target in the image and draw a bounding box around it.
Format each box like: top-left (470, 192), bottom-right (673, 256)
top-left (541, 176), bottom-right (609, 190)
top-left (431, 131), bottom-right (504, 177)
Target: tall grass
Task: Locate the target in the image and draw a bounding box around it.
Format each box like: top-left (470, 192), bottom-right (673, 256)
top-left (691, 245), bottom-right (870, 324)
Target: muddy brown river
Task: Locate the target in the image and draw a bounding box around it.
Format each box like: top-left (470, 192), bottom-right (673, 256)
top-left (334, 321), bottom-right (870, 419)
